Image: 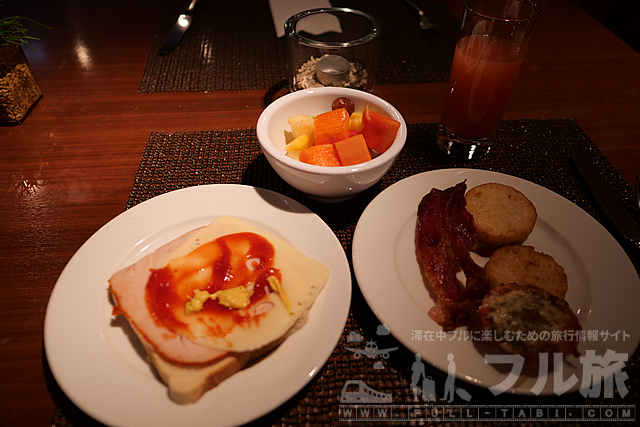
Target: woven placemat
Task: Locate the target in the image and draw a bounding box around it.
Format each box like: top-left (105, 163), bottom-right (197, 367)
top-left (138, 0), bottom-right (458, 93)
top-left (125, 119), bottom-right (640, 426)
top-left (51, 119), bottom-right (640, 426)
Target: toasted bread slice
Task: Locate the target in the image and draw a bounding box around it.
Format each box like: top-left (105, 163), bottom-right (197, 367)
top-left (127, 310), bottom-right (309, 404)
top-left (485, 245), bottom-right (568, 299)
top-left (146, 342), bottom-right (250, 405)
top-left (465, 183), bottom-right (537, 246)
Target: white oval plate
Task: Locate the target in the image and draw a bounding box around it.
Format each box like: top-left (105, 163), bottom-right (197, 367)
top-left (44, 184), bottom-right (351, 426)
top-left (352, 168), bottom-right (640, 395)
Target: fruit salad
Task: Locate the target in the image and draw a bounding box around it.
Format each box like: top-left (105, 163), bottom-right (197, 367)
top-left (285, 97), bottom-right (401, 167)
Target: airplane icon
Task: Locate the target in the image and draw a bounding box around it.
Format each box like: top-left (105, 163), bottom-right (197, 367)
top-left (345, 340), bottom-right (398, 359)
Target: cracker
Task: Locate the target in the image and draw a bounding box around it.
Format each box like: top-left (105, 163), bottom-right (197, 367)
top-left (465, 182), bottom-right (537, 246)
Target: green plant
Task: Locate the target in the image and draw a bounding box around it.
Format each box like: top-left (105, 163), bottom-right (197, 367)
top-left (1, 8), bottom-right (51, 51)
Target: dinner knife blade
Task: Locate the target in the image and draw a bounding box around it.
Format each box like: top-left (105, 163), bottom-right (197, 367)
top-left (159, 0), bottom-right (198, 55)
top-left (571, 149), bottom-right (640, 249)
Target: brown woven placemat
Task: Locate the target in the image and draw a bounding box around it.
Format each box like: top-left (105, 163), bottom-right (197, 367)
top-left (125, 118), bottom-right (640, 426)
top-left (138, 0), bottom-right (459, 93)
top-left (51, 119), bottom-right (640, 426)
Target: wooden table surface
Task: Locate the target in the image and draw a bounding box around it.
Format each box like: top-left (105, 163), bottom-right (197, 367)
top-left (1, 0), bottom-right (639, 424)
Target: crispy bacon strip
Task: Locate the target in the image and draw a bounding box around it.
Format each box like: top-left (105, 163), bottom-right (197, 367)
top-left (415, 181), bottom-right (488, 330)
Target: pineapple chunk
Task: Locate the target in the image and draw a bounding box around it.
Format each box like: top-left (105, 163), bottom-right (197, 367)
top-left (286, 150), bottom-right (302, 161)
top-left (285, 134), bottom-right (313, 151)
top-left (349, 113), bottom-right (364, 133)
top-left (287, 115), bottom-right (315, 144)
top-left (284, 130), bottom-right (294, 144)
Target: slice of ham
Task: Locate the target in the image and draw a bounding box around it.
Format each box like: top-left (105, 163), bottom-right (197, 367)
top-left (416, 181), bottom-right (488, 330)
top-left (109, 228), bottom-right (228, 364)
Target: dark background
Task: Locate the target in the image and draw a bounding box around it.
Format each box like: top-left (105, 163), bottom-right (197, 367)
top-left (574, 0), bottom-right (640, 52)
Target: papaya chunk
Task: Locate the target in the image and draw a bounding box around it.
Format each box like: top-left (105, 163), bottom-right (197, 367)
top-left (334, 134), bottom-right (372, 166)
top-left (362, 105), bottom-right (401, 154)
top-left (299, 144), bottom-right (342, 167)
top-left (314, 108), bottom-right (350, 145)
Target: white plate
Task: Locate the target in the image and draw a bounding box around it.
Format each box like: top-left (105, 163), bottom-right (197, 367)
top-left (352, 168), bottom-right (640, 395)
top-left (44, 184), bottom-right (351, 426)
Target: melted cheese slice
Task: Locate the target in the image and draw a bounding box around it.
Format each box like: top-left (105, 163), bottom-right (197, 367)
top-left (161, 216), bottom-right (330, 352)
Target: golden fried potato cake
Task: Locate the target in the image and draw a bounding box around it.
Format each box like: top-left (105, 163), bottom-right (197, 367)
top-left (465, 183), bottom-right (537, 246)
top-left (479, 282), bottom-right (581, 362)
top-left (485, 245), bottom-right (568, 299)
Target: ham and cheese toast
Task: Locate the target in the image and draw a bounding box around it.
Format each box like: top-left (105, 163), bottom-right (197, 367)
top-left (109, 216), bottom-right (329, 404)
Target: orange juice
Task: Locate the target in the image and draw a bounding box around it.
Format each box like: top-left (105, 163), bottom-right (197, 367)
top-left (441, 34), bottom-right (524, 139)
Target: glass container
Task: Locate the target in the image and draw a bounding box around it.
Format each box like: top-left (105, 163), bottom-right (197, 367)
top-left (285, 8), bottom-right (380, 92)
top-left (0, 43), bottom-right (43, 126)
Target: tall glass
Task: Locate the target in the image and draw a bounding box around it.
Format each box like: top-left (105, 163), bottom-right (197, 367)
top-left (437, 0), bottom-right (540, 159)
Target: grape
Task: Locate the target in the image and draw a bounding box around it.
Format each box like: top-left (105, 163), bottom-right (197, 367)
top-left (331, 97), bottom-right (355, 116)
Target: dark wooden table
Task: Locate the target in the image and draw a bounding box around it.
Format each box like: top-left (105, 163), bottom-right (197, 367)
top-left (1, 0), bottom-right (639, 425)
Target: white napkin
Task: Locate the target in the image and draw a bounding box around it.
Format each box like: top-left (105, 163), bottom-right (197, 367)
top-left (269, 0), bottom-right (341, 38)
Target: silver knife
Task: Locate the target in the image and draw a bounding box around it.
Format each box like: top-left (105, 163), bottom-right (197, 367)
top-left (571, 149), bottom-right (640, 253)
top-left (159, 0), bottom-right (199, 55)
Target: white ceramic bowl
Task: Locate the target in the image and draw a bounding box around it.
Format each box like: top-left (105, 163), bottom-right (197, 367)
top-left (257, 87), bottom-right (407, 202)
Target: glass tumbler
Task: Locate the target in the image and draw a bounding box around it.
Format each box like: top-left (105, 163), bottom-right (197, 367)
top-left (284, 8), bottom-right (380, 92)
top-left (437, 0), bottom-right (540, 159)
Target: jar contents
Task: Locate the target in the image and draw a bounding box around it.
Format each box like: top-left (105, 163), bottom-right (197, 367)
top-left (295, 54), bottom-right (368, 90)
top-left (315, 55), bottom-right (350, 85)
